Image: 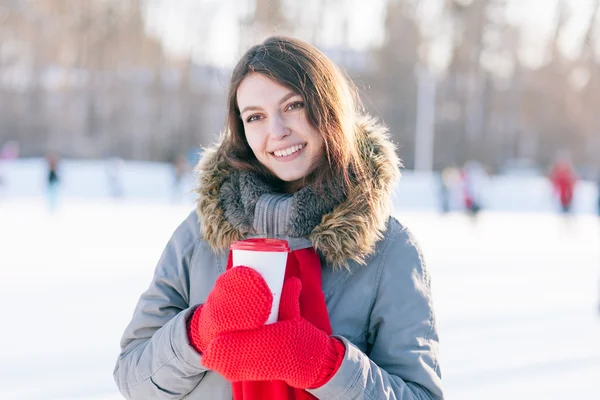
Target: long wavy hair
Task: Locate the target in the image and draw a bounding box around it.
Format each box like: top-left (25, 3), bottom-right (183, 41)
top-left (218, 36), bottom-right (367, 196)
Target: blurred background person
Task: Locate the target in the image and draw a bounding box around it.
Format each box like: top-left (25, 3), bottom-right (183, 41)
top-left (460, 160), bottom-right (487, 217)
top-left (439, 168), bottom-right (451, 214)
top-left (597, 170), bottom-right (600, 217)
top-left (46, 152), bottom-right (61, 212)
top-left (171, 154), bottom-right (190, 203)
top-left (549, 153), bottom-right (578, 214)
top-left (439, 166), bottom-right (461, 214)
top-left (0, 140), bottom-right (20, 198)
top-left (106, 156), bottom-right (125, 199)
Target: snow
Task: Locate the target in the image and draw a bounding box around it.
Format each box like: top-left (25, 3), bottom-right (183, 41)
top-left (0, 159), bottom-right (599, 399)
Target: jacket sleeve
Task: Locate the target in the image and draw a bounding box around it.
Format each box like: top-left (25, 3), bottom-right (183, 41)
top-left (308, 219), bottom-right (444, 400)
top-left (113, 211), bottom-right (209, 399)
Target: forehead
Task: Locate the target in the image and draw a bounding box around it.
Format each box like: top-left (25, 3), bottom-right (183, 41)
top-left (237, 73), bottom-right (296, 107)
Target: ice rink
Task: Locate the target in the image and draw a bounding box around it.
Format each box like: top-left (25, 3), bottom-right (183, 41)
top-left (1, 199), bottom-right (598, 400)
top-left (0, 159), bottom-right (599, 399)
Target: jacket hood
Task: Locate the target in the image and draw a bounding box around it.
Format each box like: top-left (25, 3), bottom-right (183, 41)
top-left (194, 115), bottom-right (401, 267)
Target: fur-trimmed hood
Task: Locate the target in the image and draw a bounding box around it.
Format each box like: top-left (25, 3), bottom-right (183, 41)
top-left (194, 115), bottom-right (401, 267)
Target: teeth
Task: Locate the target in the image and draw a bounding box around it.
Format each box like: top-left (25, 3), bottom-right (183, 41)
top-left (274, 144), bottom-right (304, 157)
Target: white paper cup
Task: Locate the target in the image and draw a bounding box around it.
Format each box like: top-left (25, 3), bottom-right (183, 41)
top-left (231, 238), bottom-right (290, 324)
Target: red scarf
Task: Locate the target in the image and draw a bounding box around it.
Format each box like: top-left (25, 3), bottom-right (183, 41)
top-left (225, 247), bottom-right (331, 400)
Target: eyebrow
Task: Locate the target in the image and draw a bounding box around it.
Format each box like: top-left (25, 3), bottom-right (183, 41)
top-left (239, 92), bottom-right (299, 115)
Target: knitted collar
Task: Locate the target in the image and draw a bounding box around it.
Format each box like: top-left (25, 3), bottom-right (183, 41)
top-left (218, 171), bottom-right (343, 239)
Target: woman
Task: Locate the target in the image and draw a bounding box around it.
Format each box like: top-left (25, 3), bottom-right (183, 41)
top-left (114, 36), bottom-right (443, 400)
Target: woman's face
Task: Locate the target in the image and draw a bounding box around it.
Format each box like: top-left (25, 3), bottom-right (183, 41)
top-left (237, 73), bottom-right (324, 187)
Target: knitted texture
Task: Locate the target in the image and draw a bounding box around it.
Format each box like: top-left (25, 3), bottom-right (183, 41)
top-left (312, 338), bottom-right (346, 388)
top-left (203, 278), bottom-right (345, 389)
top-left (188, 266), bottom-right (273, 354)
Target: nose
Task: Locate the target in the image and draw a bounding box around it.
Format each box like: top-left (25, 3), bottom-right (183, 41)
top-left (268, 115), bottom-right (291, 140)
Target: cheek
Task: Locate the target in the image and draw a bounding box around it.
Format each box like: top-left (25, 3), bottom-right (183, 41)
top-left (294, 114), bottom-right (314, 133)
top-left (308, 130), bottom-right (324, 154)
top-left (293, 116), bottom-right (323, 149)
top-left (244, 128), bottom-right (264, 155)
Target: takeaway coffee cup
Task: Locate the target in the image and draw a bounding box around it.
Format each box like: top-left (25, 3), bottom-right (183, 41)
top-left (230, 238), bottom-right (290, 324)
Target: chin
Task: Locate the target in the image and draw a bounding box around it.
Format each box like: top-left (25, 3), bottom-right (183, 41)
top-left (277, 175), bottom-right (304, 183)
top-left (274, 171), bottom-right (307, 183)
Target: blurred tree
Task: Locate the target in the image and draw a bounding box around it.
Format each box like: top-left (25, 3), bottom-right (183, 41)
top-left (239, 0), bottom-right (290, 53)
top-left (572, 0), bottom-right (600, 169)
top-left (0, 0), bottom-right (222, 161)
top-left (438, 0), bottom-right (500, 167)
top-left (368, 0), bottom-right (421, 169)
top-left (517, 1), bottom-right (583, 169)
top-left (0, 0), bottom-right (599, 173)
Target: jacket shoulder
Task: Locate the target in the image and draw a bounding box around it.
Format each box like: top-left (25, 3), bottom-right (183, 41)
top-left (163, 210), bottom-right (203, 252)
top-left (158, 210), bottom-right (203, 273)
top-left (175, 210), bottom-right (201, 242)
top-left (376, 216), bottom-right (431, 296)
top-left (381, 216), bottom-right (424, 258)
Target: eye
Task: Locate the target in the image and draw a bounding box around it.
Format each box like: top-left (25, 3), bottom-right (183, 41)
top-left (246, 114), bottom-right (263, 123)
top-left (285, 101), bottom-right (304, 111)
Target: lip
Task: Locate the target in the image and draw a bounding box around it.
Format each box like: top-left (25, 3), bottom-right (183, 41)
top-left (269, 143), bottom-right (306, 154)
top-left (269, 144), bottom-right (306, 162)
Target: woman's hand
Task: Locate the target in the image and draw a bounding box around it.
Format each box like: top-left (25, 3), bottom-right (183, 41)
top-left (188, 266), bottom-right (273, 354)
top-left (203, 278), bottom-right (345, 389)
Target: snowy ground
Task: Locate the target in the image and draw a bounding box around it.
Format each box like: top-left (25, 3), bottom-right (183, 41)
top-left (0, 160), bottom-right (599, 399)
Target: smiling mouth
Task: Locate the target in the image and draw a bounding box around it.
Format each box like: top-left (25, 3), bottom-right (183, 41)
top-left (270, 143), bottom-right (306, 158)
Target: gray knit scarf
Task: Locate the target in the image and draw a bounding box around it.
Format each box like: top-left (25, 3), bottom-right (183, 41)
top-left (218, 171), bottom-right (344, 240)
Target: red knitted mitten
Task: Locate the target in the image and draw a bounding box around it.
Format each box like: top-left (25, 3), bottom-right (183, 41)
top-left (203, 278), bottom-right (346, 389)
top-left (188, 266), bottom-right (273, 354)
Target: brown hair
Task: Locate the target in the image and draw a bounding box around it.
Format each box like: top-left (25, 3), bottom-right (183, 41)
top-left (219, 36), bottom-right (366, 195)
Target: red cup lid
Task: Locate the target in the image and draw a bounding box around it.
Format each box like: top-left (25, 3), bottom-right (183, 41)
top-left (230, 238), bottom-right (290, 252)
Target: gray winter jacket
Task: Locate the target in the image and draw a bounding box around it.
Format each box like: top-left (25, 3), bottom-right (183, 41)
top-left (113, 116), bottom-right (444, 399)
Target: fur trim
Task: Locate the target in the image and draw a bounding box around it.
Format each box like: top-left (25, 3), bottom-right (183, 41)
top-left (194, 115), bottom-right (401, 267)
top-left (194, 145), bottom-right (244, 250)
